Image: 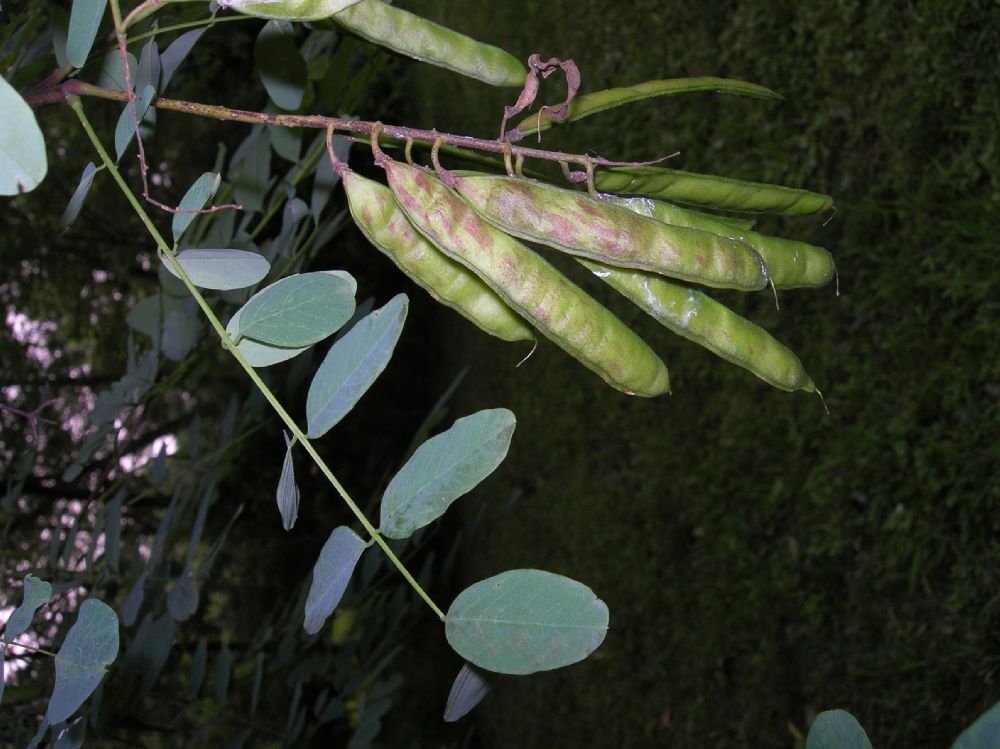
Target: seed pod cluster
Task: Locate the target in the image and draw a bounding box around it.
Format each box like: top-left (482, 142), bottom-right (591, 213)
top-left (378, 159), bottom-right (671, 398)
top-left (451, 173), bottom-right (769, 291)
top-left (609, 195), bottom-right (835, 289)
top-left (338, 156), bottom-right (831, 398)
top-left (578, 258), bottom-right (815, 392)
top-left (341, 168), bottom-right (535, 344)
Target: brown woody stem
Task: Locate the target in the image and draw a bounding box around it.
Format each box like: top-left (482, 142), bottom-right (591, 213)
top-left (26, 80), bottom-right (671, 172)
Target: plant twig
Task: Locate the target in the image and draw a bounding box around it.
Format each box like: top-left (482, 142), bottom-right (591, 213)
top-left (0, 400), bottom-right (58, 441)
top-left (69, 97), bottom-right (447, 622)
top-left (27, 80), bottom-right (674, 174)
top-left (108, 0), bottom-right (241, 220)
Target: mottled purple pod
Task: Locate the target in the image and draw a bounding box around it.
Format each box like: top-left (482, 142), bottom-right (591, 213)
top-left (342, 169), bottom-right (534, 344)
top-left (610, 195), bottom-right (835, 289)
top-left (381, 160), bottom-right (670, 397)
top-left (451, 173), bottom-right (768, 291)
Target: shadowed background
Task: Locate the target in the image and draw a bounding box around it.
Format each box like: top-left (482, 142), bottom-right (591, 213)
top-left (390, 1), bottom-right (1000, 746)
top-left (1, 1), bottom-right (996, 747)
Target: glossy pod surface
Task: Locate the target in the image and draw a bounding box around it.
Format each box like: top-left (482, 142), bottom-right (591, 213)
top-left (610, 195), bottom-right (835, 289)
top-left (451, 173), bottom-right (768, 291)
top-left (342, 170), bottom-right (534, 343)
top-left (595, 165), bottom-right (834, 216)
top-left (579, 258), bottom-right (815, 392)
top-left (221, 0), bottom-right (363, 21)
top-left (333, 0), bottom-right (526, 86)
top-left (382, 161), bottom-right (670, 397)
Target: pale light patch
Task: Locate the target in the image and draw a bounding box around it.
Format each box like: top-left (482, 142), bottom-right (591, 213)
top-left (5, 308), bottom-right (57, 368)
top-left (119, 433), bottom-right (178, 473)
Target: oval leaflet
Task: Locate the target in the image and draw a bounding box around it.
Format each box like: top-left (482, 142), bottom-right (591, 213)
top-left (0, 76), bottom-right (48, 195)
top-left (445, 569), bottom-right (609, 675)
top-left (164, 249), bottom-right (270, 291)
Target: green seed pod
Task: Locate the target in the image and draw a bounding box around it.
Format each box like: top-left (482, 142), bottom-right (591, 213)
top-left (610, 195), bottom-right (836, 289)
top-left (381, 160), bottom-right (670, 397)
top-left (595, 166), bottom-right (834, 216)
top-left (579, 258), bottom-right (815, 393)
top-left (451, 173), bottom-right (768, 291)
top-left (220, 0), bottom-right (363, 22)
top-left (342, 169), bottom-right (534, 344)
top-left (511, 77), bottom-right (783, 139)
top-left (332, 0), bottom-right (526, 87)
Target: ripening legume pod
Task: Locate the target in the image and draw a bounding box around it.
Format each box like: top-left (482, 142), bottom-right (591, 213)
top-left (706, 213), bottom-right (756, 232)
top-left (595, 165), bottom-right (834, 216)
top-left (511, 77), bottom-right (783, 139)
top-left (380, 160), bottom-right (670, 397)
top-left (579, 258), bottom-right (816, 393)
top-left (342, 169), bottom-right (534, 343)
top-left (220, 0), bottom-right (364, 22)
top-left (451, 173), bottom-right (769, 292)
top-left (609, 195), bottom-right (835, 289)
top-left (332, 0), bottom-right (526, 87)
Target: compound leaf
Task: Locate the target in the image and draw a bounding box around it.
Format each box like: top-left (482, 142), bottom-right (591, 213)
top-left (276, 432), bottom-right (299, 530)
top-left (93, 49), bottom-right (137, 91)
top-left (114, 85), bottom-right (156, 160)
top-left (46, 599), bottom-right (119, 724)
top-left (136, 39), bottom-right (162, 94)
top-left (172, 171), bottom-right (221, 242)
top-left (306, 294), bottom-right (407, 439)
top-left (0, 75), bottom-right (47, 196)
top-left (164, 249), bottom-right (270, 291)
top-left (61, 162), bottom-right (100, 227)
top-left (4, 574), bottom-right (53, 642)
top-left (51, 717), bottom-right (86, 749)
top-left (443, 663), bottom-right (489, 722)
top-left (160, 28), bottom-right (207, 92)
top-left (214, 641), bottom-right (231, 701)
top-left (380, 409), bottom-right (515, 539)
top-left (104, 494), bottom-right (122, 573)
top-left (66, 0), bottom-right (107, 68)
top-left (303, 526), bottom-right (366, 635)
top-left (445, 569), bottom-right (608, 675)
top-left (255, 20), bottom-right (307, 110)
top-left (226, 307), bottom-right (309, 367)
top-left (189, 637), bottom-right (208, 697)
top-left (161, 310), bottom-right (201, 362)
top-left (952, 701), bottom-right (1000, 749)
top-left (806, 710), bottom-right (873, 749)
top-left (166, 568), bottom-right (199, 621)
top-left (234, 272), bottom-right (355, 348)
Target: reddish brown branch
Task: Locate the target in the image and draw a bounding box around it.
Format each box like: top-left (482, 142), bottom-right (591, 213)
top-left (27, 80), bottom-right (674, 173)
top-left (113, 29), bottom-right (241, 219)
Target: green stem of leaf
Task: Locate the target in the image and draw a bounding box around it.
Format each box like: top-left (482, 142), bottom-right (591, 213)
top-left (1, 641), bottom-right (59, 658)
top-left (69, 98), bottom-right (447, 622)
top-left (125, 15), bottom-right (250, 49)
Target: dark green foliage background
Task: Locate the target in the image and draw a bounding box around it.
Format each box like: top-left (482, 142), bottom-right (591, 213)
top-left (1, 0), bottom-right (997, 746)
top-left (398, 1), bottom-right (1000, 746)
